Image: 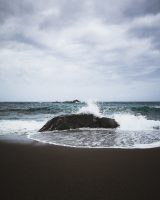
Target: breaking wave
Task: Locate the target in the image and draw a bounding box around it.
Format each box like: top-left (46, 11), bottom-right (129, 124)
top-left (0, 101), bottom-right (160, 149)
top-left (77, 101), bottom-right (160, 131)
top-left (114, 113), bottom-right (160, 131)
top-left (0, 120), bottom-right (44, 136)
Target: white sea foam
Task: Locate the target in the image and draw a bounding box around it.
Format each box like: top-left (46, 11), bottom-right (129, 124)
top-left (0, 120), bottom-right (44, 135)
top-left (152, 106), bottom-right (160, 108)
top-left (27, 137), bottom-right (160, 149)
top-left (77, 101), bottom-right (160, 131)
top-left (29, 128), bottom-right (160, 149)
top-left (28, 103), bottom-right (160, 149)
top-left (114, 113), bottom-right (160, 131)
top-left (77, 100), bottom-right (102, 117)
top-left (1, 102), bottom-right (160, 149)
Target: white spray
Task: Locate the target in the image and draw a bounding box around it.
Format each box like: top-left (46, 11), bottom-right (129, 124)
top-left (77, 100), bottom-right (160, 131)
top-left (114, 113), bottom-right (160, 131)
top-left (77, 100), bottom-right (102, 117)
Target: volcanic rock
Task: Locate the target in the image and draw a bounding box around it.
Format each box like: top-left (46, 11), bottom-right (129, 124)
top-left (39, 114), bottom-right (119, 132)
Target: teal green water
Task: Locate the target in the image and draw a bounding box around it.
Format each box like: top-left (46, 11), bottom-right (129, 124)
top-left (0, 102), bottom-right (160, 148)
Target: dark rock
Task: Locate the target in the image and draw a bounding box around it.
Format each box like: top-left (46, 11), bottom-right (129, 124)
top-left (63, 100), bottom-right (80, 103)
top-left (52, 100), bottom-right (81, 103)
top-left (72, 99), bottom-right (80, 103)
top-left (39, 114), bottom-right (119, 132)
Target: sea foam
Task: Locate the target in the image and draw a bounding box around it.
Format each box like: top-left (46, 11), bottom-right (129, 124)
top-left (114, 113), bottom-right (160, 131)
top-left (77, 101), bottom-right (160, 131)
top-left (1, 101), bottom-right (160, 149)
top-left (0, 120), bottom-right (44, 135)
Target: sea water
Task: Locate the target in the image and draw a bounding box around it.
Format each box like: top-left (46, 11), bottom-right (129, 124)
top-left (0, 101), bottom-right (160, 148)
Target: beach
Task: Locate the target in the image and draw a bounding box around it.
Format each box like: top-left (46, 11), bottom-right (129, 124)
top-left (1, 0), bottom-right (160, 198)
top-left (0, 136), bottom-right (160, 200)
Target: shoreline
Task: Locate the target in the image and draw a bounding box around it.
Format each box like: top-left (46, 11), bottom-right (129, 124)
top-left (2, 134), bottom-right (160, 150)
top-left (0, 135), bottom-right (160, 200)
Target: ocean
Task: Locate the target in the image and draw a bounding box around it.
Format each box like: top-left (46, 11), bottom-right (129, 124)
top-left (0, 101), bottom-right (160, 148)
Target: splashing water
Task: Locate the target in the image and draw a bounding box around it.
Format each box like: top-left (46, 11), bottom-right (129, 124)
top-left (77, 101), bottom-right (160, 131)
top-left (1, 102), bottom-right (160, 149)
top-left (77, 101), bottom-right (102, 117)
top-left (114, 113), bottom-right (160, 131)
top-left (0, 120), bottom-right (44, 136)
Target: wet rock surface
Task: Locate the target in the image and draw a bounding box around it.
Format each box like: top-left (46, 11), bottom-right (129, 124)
top-left (39, 114), bottom-right (119, 131)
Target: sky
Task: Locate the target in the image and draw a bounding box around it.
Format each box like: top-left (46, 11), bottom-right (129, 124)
top-left (0, 0), bottom-right (160, 101)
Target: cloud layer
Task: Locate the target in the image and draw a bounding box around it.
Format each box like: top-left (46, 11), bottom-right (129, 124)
top-left (0, 0), bottom-right (160, 101)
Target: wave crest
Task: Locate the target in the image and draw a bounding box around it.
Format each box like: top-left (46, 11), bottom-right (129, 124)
top-left (77, 101), bottom-right (102, 117)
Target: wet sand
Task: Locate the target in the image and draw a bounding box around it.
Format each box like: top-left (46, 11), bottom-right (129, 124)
top-left (0, 136), bottom-right (160, 200)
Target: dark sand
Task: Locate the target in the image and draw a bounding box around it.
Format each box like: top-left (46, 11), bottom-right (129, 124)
top-left (0, 136), bottom-right (160, 200)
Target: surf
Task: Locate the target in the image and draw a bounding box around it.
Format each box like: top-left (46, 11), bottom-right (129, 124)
top-left (0, 101), bottom-right (160, 149)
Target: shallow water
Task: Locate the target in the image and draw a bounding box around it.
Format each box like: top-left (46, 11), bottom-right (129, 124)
top-left (0, 101), bottom-right (160, 148)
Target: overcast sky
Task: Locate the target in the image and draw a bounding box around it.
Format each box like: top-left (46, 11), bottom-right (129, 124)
top-left (0, 0), bottom-right (160, 101)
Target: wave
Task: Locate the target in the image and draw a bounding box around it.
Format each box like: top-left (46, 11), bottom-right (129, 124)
top-left (113, 113), bottom-right (160, 131)
top-left (0, 106), bottom-right (56, 113)
top-left (77, 100), bottom-right (103, 117)
top-left (29, 127), bottom-right (160, 149)
top-left (77, 101), bottom-right (160, 131)
top-left (0, 120), bottom-right (44, 135)
top-left (131, 105), bottom-right (160, 112)
top-left (101, 105), bottom-right (160, 116)
top-left (0, 101), bottom-right (160, 149)
top-left (0, 114), bottom-right (160, 149)
top-left (0, 105), bottom-right (79, 115)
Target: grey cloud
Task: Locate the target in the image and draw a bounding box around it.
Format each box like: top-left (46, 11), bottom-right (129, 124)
top-left (0, 33), bottom-right (47, 50)
top-left (0, 0), bottom-right (160, 101)
top-left (39, 0), bottom-right (86, 30)
top-left (0, 0), bottom-right (34, 23)
top-left (129, 24), bottom-right (160, 49)
top-left (128, 13), bottom-right (160, 51)
top-left (125, 0), bottom-right (160, 18)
